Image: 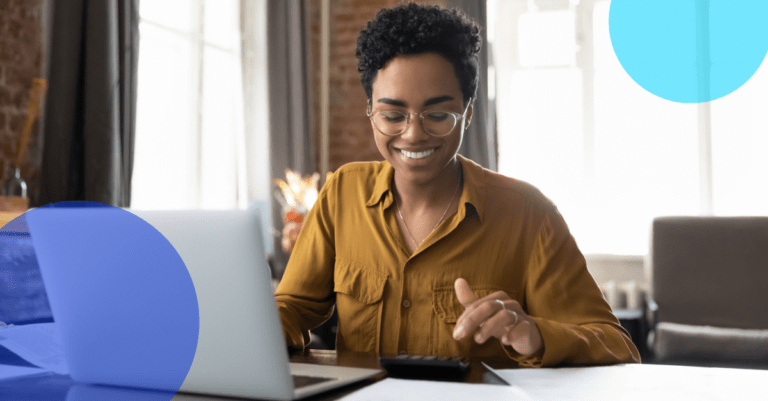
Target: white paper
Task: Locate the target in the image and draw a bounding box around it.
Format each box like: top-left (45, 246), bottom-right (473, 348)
top-left (0, 322), bottom-right (69, 374)
top-left (339, 378), bottom-right (533, 401)
top-left (492, 364), bottom-right (768, 401)
top-left (0, 364), bottom-right (51, 382)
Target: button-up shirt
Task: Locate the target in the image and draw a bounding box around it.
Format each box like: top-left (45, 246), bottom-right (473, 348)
top-left (276, 155), bottom-right (640, 366)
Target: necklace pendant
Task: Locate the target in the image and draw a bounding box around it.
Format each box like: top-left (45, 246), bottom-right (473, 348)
top-left (394, 165), bottom-right (463, 251)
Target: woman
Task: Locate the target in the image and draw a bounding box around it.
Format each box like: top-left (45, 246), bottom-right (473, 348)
top-left (276, 3), bottom-right (639, 367)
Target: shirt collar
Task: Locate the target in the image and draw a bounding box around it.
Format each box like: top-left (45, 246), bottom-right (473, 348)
top-left (365, 155), bottom-right (487, 224)
top-left (456, 155), bottom-right (486, 224)
top-left (366, 162), bottom-right (395, 208)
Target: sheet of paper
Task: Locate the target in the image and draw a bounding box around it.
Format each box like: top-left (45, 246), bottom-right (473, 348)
top-left (0, 364), bottom-right (51, 382)
top-left (492, 363), bottom-right (768, 401)
top-left (0, 322), bottom-right (69, 374)
top-left (339, 377), bottom-right (533, 401)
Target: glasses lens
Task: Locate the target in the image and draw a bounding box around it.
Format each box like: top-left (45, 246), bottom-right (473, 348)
top-left (372, 111), bottom-right (407, 136)
top-left (422, 111), bottom-right (459, 137)
top-left (371, 110), bottom-right (460, 137)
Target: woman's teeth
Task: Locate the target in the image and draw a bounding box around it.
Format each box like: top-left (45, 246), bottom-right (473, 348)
top-left (400, 149), bottom-right (435, 159)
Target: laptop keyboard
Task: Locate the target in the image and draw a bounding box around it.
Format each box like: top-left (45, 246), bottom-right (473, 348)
top-left (292, 374), bottom-right (336, 389)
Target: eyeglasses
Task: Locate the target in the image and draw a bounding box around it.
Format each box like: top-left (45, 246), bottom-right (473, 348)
top-left (366, 100), bottom-right (472, 137)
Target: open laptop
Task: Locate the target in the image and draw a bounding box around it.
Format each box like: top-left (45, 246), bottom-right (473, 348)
top-left (26, 207), bottom-right (381, 400)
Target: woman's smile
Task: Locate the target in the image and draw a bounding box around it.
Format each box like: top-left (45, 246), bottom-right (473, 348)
top-left (370, 52), bottom-right (470, 186)
top-left (399, 148), bottom-right (435, 159)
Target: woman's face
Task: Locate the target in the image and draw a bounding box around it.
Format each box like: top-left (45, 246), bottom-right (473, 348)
top-left (370, 52), bottom-right (471, 186)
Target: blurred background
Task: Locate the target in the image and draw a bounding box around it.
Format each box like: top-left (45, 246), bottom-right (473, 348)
top-left (1, 0), bottom-right (766, 345)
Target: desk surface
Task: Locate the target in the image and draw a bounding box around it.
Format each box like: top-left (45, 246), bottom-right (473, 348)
top-left (1, 350), bottom-right (766, 401)
top-left (0, 350), bottom-right (507, 401)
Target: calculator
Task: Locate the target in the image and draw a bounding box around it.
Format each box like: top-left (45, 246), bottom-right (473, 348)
top-left (379, 354), bottom-right (470, 381)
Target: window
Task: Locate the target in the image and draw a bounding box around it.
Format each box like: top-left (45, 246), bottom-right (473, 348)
top-left (132, 0), bottom-right (269, 211)
top-left (491, 0), bottom-right (768, 255)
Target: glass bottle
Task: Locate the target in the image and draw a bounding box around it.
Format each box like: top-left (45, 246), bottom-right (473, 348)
top-left (1, 165), bottom-right (27, 198)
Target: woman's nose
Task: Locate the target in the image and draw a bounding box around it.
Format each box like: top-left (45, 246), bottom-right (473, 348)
top-left (400, 113), bottom-right (430, 141)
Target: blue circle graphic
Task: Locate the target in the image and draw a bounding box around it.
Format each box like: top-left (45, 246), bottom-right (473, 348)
top-left (3, 202), bottom-right (199, 400)
top-left (609, 0), bottom-right (768, 103)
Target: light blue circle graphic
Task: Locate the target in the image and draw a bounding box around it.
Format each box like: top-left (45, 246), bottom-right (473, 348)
top-left (609, 0), bottom-right (768, 103)
top-left (8, 201), bottom-right (199, 400)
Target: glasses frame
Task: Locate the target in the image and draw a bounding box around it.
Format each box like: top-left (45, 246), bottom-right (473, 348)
top-left (366, 98), bottom-right (473, 138)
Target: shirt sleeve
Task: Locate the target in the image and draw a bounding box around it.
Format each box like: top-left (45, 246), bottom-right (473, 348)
top-left (504, 209), bottom-right (641, 367)
top-left (274, 174), bottom-right (338, 349)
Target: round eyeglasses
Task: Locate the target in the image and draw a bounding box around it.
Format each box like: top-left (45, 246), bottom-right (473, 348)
top-left (366, 100), bottom-right (472, 137)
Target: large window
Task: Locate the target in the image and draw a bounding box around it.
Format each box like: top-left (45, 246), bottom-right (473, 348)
top-left (132, 0), bottom-right (270, 212)
top-left (491, 0), bottom-right (768, 255)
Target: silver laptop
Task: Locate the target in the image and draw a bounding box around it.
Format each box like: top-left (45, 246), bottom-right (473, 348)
top-left (27, 207), bottom-right (381, 400)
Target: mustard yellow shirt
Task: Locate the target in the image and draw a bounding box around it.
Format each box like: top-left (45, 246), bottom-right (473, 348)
top-left (276, 155), bottom-right (640, 367)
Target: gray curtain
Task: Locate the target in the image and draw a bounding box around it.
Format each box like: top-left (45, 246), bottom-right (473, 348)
top-left (267, 0), bottom-right (314, 278)
top-left (450, 0), bottom-right (497, 171)
top-left (37, 0), bottom-right (139, 207)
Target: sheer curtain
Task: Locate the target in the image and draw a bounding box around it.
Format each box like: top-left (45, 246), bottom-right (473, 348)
top-left (492, 0), bottom-right (768, 256)
top-left (131, 0), bottom-right (252, 211)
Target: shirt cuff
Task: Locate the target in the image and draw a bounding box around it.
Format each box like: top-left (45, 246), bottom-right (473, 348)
top-left (278, 303), bottom-right (308, 349)
top-left (502, 343), bottom-right (545, 367)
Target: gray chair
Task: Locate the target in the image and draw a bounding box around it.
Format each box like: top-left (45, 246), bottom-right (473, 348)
top-left (648, 216), bottom-right (768, 369)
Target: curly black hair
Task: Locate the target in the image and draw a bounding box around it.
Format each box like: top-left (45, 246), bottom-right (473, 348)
top-left (356, 2), bottom-right (482, 106)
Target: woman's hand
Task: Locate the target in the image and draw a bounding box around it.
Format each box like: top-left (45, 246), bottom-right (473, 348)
top-left (452, 278), bottom-right (543, 356)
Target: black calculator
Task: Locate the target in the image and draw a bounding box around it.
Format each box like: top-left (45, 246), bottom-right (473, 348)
top-left (379, 354), bottom-right (470, 381)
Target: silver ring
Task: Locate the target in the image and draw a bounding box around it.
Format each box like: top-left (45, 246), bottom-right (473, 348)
top-left (495, 300), bottom-right (519, 326)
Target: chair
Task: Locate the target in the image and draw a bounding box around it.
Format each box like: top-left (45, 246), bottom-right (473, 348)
top-left (647, 216), bottom-right (768, 369)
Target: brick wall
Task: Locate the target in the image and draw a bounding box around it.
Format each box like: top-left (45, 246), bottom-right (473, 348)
top-left (0, 0), bottom-right (44, 200)
top-left (307, 0), bottom-right (447, 173)
top-left (1, 0), bottom-right (451, 204)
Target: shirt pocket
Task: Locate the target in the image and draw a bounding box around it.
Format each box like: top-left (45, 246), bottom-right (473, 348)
top-left (334, 258), bottom-right (387, 353)
top-left (431, 285), bottom-right (510, 357)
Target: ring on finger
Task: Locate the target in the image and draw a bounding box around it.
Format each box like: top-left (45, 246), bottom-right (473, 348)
top-left (495, 299), bottom-right (519, 326)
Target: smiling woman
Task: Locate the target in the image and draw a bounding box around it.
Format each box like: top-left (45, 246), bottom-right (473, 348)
top-left (369, 53), bottom-right (470, 251)
top-left (275, 2), bottom-right (639, 367)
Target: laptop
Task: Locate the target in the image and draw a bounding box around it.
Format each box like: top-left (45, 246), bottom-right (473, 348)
top-left (26, 206), bottom-right (381, 400)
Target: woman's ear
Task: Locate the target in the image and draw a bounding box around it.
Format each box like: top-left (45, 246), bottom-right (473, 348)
top-left (464, 101), bottom-right (474, 130)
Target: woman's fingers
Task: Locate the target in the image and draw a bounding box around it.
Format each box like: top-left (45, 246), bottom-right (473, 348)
top-left (451, 282), bottom-right (544, 356)
top-left (454, 278), bottom-right (479, 307)
top-left (502, 319), bottom-right (542, 356)
top-left (473, 304), bottom-right (520, 344)
top-left (452, 293), bottom-right (544, 356)
top-left (453, 293), bottom-right (515, 340)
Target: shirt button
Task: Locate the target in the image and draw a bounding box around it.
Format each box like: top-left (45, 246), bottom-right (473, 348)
top-left (402, 300), bottom-right (411, 308)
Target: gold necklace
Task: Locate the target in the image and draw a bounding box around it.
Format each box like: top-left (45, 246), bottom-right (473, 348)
top-left (394, 165), bottom-right (462, 249)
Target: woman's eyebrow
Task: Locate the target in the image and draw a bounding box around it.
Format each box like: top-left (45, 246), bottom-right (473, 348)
top-left (376, 95), bottom-right (455, 107)
top-left (423, 95), bottom-right (454, 107)
top-left (377, 97), bottom-right (406, 107)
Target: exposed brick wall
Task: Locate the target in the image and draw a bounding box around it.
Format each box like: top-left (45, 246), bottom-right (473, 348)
top-left (0, 0), bottom-right (44, 201)
top-left (307, 0), bottom-right (447, 173)
top-left (1, 0), bottom-right (453, 205)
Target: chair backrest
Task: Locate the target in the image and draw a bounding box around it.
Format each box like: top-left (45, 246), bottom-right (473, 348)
top-left (651, 216), bottom-right (768, 330)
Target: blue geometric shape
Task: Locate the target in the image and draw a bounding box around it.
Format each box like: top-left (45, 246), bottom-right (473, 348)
top-left (66, 383), bottom-right (175, 401)
top-left (0, 230), bottom-right (52, 325)
top-left (609, 0), bottom-right (768, 103)
top-left (20, 202), bottom-right (198, 399)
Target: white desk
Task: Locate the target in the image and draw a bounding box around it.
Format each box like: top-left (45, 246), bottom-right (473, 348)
top-left (488, 363), bottom-right (768, 401)
top-left (2, 352), bottom-right (767, 400)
